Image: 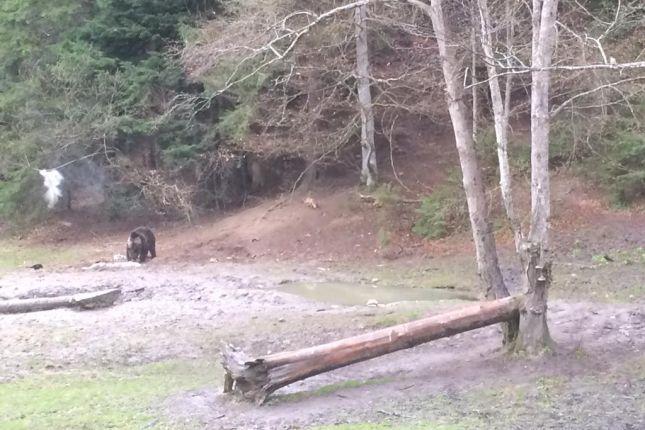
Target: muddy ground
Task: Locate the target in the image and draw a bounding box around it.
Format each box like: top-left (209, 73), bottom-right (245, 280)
top-left (1, 253), bottom-right (644, 429)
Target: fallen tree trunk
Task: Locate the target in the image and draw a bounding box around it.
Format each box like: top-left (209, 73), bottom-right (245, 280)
top-left (222, 295), bottom-right (524, 404)
top-left (0, 289), bottom-right (121, 314)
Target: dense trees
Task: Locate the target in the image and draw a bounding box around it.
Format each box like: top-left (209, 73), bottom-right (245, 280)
top-left (0, 0), bottom-right (220, 221)
top-left (0, 0), bottom-right (642, 229)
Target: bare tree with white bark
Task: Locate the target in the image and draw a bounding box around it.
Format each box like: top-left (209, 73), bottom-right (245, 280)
top-left (177, 0), bottom-right (645, 356)
top-left (355, 3), bottom-right (379, 187)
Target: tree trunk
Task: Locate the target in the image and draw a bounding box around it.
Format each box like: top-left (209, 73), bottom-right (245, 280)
top-left (222, 295), bottom-right (524, 404)
top-left (471, 17), bottom-right (479, 144)
top-left (529, 0), bottom-right (558, 244)
top-left (354, 4), bottom-right (378, 188)
top-left (516, 244), bottom-right (553, 354)
top-left (515, 0), bottom-right (560, 353)
top-left (415, 0), bottom-right (509, 303)
top-left (477, 0), bottom-right (523, 255)
top-left (0, 289), bottom-right (121, 314)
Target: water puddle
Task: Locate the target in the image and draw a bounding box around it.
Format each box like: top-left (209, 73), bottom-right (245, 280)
top-left (279, 281), bottom-right (477, 306)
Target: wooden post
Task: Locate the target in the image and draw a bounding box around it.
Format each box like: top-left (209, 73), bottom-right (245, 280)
top-left (222, 296), bottom-right (524, 404)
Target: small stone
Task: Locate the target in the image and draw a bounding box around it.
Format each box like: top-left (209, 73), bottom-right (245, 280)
top-left (113, 254), bottom-right (127, 262)
top-left (366, 299), bottom-right (379, 307)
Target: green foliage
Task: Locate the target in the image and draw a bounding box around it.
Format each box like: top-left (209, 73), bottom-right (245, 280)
top-left (0, 0), bottom-right (82, 79)
top-left (412, 171), bottom-right (469, 240)
top-left (477, 97), bottom-right (644, 206)
top-left (0, 0), bottom-right (222, 225)
top-left (80, 0), bottom-right (193, 60)
top-left (372, 183), bottom-right (400, 207)
top-left (475, 128), bottom-right (536, 180)
top-left (102, 183), bottom-right (147, 221)
top-left (594, 127), bottom-right (645, 205)
top-left (415, 174), bottom-right (470, 240)
top-left (552, 99), bottom-right (645, 205)
top-left (0, 168), bottom-right (48, 226)
top-left (474, 128), bottom-right (503, 183)
top-left (216, 104), bottom-right (254, 142)
top-left (548, 121), bottom-right (592, 168)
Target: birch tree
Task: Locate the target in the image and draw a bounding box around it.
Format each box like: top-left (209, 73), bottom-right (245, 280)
top-left (510, 0), bottom-right (560, 353)
top-left (355, 3), bottom-right (378, 187)
top-left (476, 0), bottom-right (523, 255)
top-left (407, 0), bottom-right (511, 304)
top-left (475, 0), bottom-right (559, 353)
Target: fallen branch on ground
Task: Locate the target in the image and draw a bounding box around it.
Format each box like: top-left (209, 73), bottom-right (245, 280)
top-left (83, 261), bottom-right (141, 271)
top-left (0, 289), bottom-right (122, 314)
top-left (359, 194), bottom-right (420, 205)
top-left (222, 295), bottom-right (524, 404)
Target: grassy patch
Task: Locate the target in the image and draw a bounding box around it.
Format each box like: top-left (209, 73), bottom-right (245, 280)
top-left (412, 171), bottom-right (468, 240)
top-left (0, 360), bottom-right (217, 430)
top-left (352, 260), bottom-right (478, 293)
top-left (370, 310), bottom-right (422, 328)
top-left (591, 247), bottom-right (645, 266)
top-left (552, 249), bottom-right (645, 303)
top-left (0, 241), bottom-right (83, 271)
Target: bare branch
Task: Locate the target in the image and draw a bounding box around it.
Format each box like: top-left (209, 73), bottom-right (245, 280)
top-left (550, 77), bottom-right (645, 118)
top-left (465, 61), bottom-right (645, 89)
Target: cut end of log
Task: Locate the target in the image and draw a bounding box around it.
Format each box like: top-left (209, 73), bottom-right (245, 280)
top-left (221, 343), bottom-right (272, 404)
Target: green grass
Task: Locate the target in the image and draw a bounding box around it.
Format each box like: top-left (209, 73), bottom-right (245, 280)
top-left (336, 259), bottom-right (478, 292)
top-left (551, 248), bottom-right (645, 303)
top-left (591, 247), bottom-right (645, 265)
top-left (0, 360), bottom-right (217, 430)
top-left (0, 241), bottom-right (83, 271)
top-left (370, 310), bottom-right (422, 328)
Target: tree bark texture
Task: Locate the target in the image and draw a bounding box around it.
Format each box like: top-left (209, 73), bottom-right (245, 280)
top-left (471, 16), bottom-right (479, 144)
top-left (516, 244), bottom-right (553, 353)
top-left (354, 4), bottom-right (378, 188)
top-left (477, 0), bottom-right (523, 255)
top-left (421, 0), bottom-right (509, 301)
top-left (222, 295), bottom-right (524, 404)
top-left (0, 289), bottom-right (121, 314)
top-left (529, 0), bottom-right (558, 245)
top-left (514, 0), bottom-right (560, 353)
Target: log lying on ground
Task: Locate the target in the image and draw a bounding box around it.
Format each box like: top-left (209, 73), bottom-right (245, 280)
top-left (0, 289), bottom-right (121, 314)
top-left (222, 295), bottom-right (524, 404)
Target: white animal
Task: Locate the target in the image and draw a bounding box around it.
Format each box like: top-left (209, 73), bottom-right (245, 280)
top-left (38, 169), bottom-right (64, 209)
